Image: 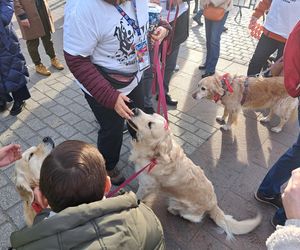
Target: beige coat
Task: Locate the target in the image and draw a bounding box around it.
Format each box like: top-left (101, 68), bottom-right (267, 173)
top-left (14, 0), bottom-right (55, 40)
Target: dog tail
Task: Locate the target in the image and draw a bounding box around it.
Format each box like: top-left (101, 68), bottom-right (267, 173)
top-left (209, 205), bottom-right (261, 240)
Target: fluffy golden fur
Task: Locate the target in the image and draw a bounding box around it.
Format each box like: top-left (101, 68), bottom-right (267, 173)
top-left (14, 138), bottom-right (54, 226)
top-left (192, 74), bottom-right (298, 132)
top-left (128, 109), bottom-right (261, 239)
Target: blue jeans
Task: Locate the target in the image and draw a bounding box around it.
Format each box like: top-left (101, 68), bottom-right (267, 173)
top-left (204, 12), bottom-right (228, 74)
top-left (258, 105), bottom-right (300, 225)
top-left (194, 9), bottom-right (203, 20)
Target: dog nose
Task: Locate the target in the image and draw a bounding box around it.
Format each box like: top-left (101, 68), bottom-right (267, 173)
top-left (43, 137), bottom-right (55, 148)
top-left (132, 108), bottom-right (140, 116)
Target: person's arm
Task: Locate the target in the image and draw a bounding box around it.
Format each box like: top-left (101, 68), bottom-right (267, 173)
top-left (266, 168), bottom-right (300, 249)
top-left (0, 0), bottom-right (14, 26)
top-left (13, 0), bottom-right (30, 28)
top-left (64, 51), bottom-right (120, 110)
top-left (0, 144), bottom-right (22, 168)
top-left (248, 0), bottom-right (271, 29)
top-left (283, 21), bottom-right (300, 97)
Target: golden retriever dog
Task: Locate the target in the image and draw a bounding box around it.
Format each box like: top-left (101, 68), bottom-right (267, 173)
top-left (14, 137), bottom-right (54, 226)
top-left (192, 74), bottom-right (298, 133)
top-left (127, 109), bottom-right (261, 239)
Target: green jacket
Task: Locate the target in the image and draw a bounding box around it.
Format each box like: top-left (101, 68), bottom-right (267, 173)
top-left (10, 192), bottom-right (165, 250)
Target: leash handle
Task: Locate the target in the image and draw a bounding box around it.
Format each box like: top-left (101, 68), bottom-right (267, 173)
top-left (106, 160), bottom-right (157, 198)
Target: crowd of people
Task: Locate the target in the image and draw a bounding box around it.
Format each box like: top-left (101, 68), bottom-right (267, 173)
top-left (0, 0), bottom-right (300, 249)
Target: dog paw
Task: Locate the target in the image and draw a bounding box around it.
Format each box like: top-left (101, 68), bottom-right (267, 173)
top-left (220, 124), bottom-right (231, 131)
top-left (260, 116), bottom-right (271, 123)
top-left (271, 126), bottom-right (282, 133)
top-left (216, 116), bottom-right (225, 123)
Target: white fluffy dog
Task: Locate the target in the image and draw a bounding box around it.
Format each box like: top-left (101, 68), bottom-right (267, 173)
top-left (127, 109), bottom-right (261, 239)
top-left (14, 137), bottom-right (54, 226)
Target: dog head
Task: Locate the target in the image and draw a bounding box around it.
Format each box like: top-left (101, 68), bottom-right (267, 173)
top-left (192, 74), bottom-right (225, 101)
top-left (127, 109), bottom-right (173, 157)
top-left (14, 137), bottom-right (55, 204)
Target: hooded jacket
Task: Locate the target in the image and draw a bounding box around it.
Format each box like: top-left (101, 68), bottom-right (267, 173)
top-left (10, 192), bottom-right (165, 250)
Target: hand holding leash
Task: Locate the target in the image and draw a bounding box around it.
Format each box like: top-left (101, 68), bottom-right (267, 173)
top-left (150, 26), bottom-right (168, 44)
top-left (114, 94), bottom-right (134, 120)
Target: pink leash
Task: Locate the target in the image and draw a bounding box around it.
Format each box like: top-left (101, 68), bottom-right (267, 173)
top-left (106, 159), bottom-right (157, 198)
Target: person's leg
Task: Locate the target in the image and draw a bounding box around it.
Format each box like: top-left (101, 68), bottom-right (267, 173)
top-left (41, 32), bottom-right (55, 60)
top-left (41, 32), bottom-right (64, 70)
top-left (84, 93), bottom-right (125, 185)
top-left (203, 18), bottom-right (213, 68)
top-left (26, 38), bottom-right (41, 65)
top-left (193, 0), bottom-right (199, 13)
top-left (128, 81), bottom-right (144, 109)
top-left (193, 9), bottom-right (203, 26)
top-left (275, 41), bottom-right (285, 61)
top-left (142, 66), bottom-right (155, 113)
top-left (204, 12), bottom-right (228, 75)
top-left (247, 34), bottom-right (280, 76)
top-left (10, 85), bottom-right (31, 116)
top-left (273, 208), bottom-right (287, 226)
top-left (258, 106), bottom-right (300, 196)
top-left (163, 45), bottom-right (180, 94)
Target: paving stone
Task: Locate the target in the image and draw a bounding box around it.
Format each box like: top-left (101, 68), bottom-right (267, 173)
top-left (56, 124), bottom-right (77, 138)
top-left (49, 105), bottom-right (69, 117)
top-left (176, 120), bottom-right (198, 133)
top-left (62, 89), bottom-right (79, 99)
top-left (168, 123), bottom-right (185, 136)
top-left (76, 120), bottom-right (97, 135)
top-left (0, 174), bottom-right (8, 188)
top-left (7, 202), bottom-right (26, 230)
top-left (33, 106), bottom-right (52, 119)
top-left (61, 112), bottom-right (82, 126)
top-left (195, 128), bottom-right (212, 140)
top-left (182, 143), bottom-right (197, 155)
top-left (25, 118), bottom-right (47, 131)
top-left (43, 114), bottom-right (65, 128)
top-left (0, 223), bottom-right (15, 249)
top-left (0, 185), bottom-right (21, 210)
top-left (38, 127), bottom-right (60, 140)
top-left (181, 131), bottom-right (205, 147)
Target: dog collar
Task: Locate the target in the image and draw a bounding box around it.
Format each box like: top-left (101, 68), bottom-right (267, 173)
top-left (32, 201), bottom-right (43, 214)
top-left (213, 74), bottom-right (233, 102)
top-left (240, 77), bottom-right (249, 105)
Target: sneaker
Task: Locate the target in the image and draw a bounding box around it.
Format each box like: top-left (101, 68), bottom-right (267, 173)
top-left (36, 63), bottom-right (51, 76)
top-left (51, 57), bottom-right (64, 70)
top-left (201, 72), bottom-right (215, 78)
top-left (174, 64), bottom-right (180, 72)
top-left (10, 101), bottom-right (25, 116)
top-left (107, 168), bottom-right (125, 186)
top-left (254, 191), bottom-right (283, 209)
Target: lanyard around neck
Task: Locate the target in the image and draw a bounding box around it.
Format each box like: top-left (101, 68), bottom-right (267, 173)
top-left (115, 0), bottom-right (141, 36)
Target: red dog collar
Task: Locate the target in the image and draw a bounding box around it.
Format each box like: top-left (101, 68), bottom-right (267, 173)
top-left (32, 201), bottom-right (43, 214)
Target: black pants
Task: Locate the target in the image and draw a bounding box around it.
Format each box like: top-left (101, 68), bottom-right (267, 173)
top-left (247, 33), bottom-right (285, 76)
top-left (0, 85), bottom-right (30, 102)
top-left (85, 83), bottom-right (144, 171)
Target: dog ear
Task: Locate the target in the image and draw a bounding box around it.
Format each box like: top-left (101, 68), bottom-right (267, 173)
top-left (15, 177), bottom-right (34, 204)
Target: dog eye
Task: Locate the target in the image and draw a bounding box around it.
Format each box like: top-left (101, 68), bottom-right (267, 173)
top-left (148, 122), bottom-right (153, 129)
top-left (201, 87), bottom-right (206, 91)
top-left (28, 153), bottom-right (34, 161)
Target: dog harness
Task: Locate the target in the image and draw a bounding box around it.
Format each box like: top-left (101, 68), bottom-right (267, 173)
top-left (213, 73), bottom-right (234, 102)
top-left (240, 77), bottom-right (249, 105)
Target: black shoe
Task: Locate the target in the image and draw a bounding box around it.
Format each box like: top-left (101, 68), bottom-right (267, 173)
top-left (10, 101), bottom-right (25, 116)
top-left (165, 94), bottom-right (178, 106)
top-left (223, 26), bottom-right (228, 32)
top-left (192, 16), bottom-right (203, 26)
top-left (0, 99), bottom-right (7, 112)
top-left (107, 168), bottom-right (125, 186)
top-left (201, 72), bottom-right (215, 78)
top-left (254, 191), bottom-right (283, 209)
top-left (144, 107), bottom-right (155, 114)
top-left (198, 65), bottom-right (206, 70)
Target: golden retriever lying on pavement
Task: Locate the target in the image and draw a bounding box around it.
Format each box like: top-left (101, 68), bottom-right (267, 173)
top-left (192, 74), bottom-right (298, 133)
top-left (14, 137), bottom-right (54, 226)
top-left (127, 109), bottom-right (261, 239)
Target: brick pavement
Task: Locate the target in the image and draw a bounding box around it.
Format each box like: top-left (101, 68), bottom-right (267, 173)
top-left (0, 1), bottom-right (297, 249)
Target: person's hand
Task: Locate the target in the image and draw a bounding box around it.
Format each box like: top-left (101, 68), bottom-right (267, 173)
top-left (150, 26), bottom-right (169, 44)
top-left (248, 16), bottom-right (258, 30)
top-left (114, 94), bottom-right (134, 120)
top-left (0, 144), bottom-right (22, 168)
top-left (20, 19), bottom-right (30, 28)
top-left (282, 168), bottom-right (300, 219)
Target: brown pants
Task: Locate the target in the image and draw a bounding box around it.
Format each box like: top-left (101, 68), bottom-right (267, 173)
top-left (26, 32), bottom-right (55, 65)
